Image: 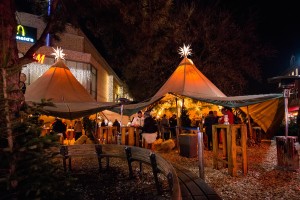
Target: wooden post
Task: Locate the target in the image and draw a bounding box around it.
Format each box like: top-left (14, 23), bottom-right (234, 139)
top-left (176, 126), bottom-right (180, 152)
top-left (276, 136), bottom-right (299, 170)
top-left (121, 127), bottom-right (127, 145)
top-left (228, 126), bottom-right (237, 177)
top-left (221, 126), bottom-right (228, 168)
top-left (135, 127), bottom-right (140, 146)
top-left (241, 124), bottom-right (248, 175)
top-left (197, 129), bottom-right (205, 179)
top-left (247, 106), bottom-right (253, 140)
top-left (212, 125), bottom-right (218, 169)
top-left (128, 127), bottom-right (135, 146)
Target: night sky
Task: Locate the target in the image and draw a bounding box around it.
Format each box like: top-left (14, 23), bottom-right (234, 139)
top-left (16, 0), bottom-right (300, 80)
top-left (251, 0), bottom-right (300, 78)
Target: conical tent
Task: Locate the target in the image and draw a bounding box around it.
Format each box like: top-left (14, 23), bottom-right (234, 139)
top-left (110, 56), bottom-right (283, 133)
top-left (25, 59), bottom-right (96, 102)
top-left (113, 56), bottom-right (227, 116)
top-left (25, 59), bottom-right (117, 119)
top-left (151, 57), bottom-right (226, 102)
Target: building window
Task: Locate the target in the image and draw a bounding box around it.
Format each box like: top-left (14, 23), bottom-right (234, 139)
top-left (91, 66), bottom-right (97, 99)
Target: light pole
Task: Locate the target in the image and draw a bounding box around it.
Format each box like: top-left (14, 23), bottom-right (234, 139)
top-left (268, 76), bottom-right (300, 137)
top-left (269, 75), bottom-right (300, 170)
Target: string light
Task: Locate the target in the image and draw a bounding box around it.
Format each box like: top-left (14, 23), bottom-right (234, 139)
top-left (22, 63), bottom-right (91, 87)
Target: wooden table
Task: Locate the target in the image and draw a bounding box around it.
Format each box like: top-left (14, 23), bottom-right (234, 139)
top-left (212, 124), bottom-right (248, 176)
top-left (97, 127), bottom-right (118, 144)
top-left (121, 126), bottom-right (141, 146)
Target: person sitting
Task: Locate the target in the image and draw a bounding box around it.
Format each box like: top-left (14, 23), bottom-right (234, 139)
top-left (142, 111), bottom-right (158, 149)
top-left (74, 120), bottom-right (83, 140)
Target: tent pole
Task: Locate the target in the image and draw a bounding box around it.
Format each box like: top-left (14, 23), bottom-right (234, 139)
top-left (247, 106), bottom-right (253, 141)
top-left (100, 111), bottom-right (109, 120)
top-left (175, 98), bottom-right (180, 152)
top-left (176, 98), bottom-right (180, 126)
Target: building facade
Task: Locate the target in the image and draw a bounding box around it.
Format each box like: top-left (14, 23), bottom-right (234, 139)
top-left (281, 55), bottom-right (300, 122)
top-left (16, 12), bottom-right (132, 103)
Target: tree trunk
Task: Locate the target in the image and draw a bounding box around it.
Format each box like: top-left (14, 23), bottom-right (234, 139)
top-left (0, 0), bottom-right (24, 193)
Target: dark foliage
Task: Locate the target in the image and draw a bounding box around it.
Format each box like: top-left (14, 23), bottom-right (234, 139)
top-left (0, 100), bottom-right (74, 199)
top-left (15, 0), bottom-right (273, 101)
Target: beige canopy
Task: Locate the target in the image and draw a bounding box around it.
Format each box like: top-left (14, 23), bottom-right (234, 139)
top-left (151, 57), bottom-right (226, 102)
top-left (25, 59), bottom-right (117, 119)
top-left (110, 56), bottom-right (283, 133)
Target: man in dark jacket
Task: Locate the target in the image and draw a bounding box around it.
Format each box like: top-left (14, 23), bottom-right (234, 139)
top-left (142, 112), bottom-right (158, 149)
top-left (52, 118), bottom-right (67, 138)
top-left (204, 111), bottom-right (218, 150)
top-left (169, 114), bottom-right (177, 138)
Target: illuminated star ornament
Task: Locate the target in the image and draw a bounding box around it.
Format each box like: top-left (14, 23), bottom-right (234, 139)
top-left (178, 44), bottom-right (192, 58)
top-left (51, 47), bottom-right (66, 60)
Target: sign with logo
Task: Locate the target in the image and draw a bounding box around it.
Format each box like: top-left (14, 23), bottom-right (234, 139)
top-left (16, 25), bottom-right (37, 43)
top-left (33, 53), bottom-right (45, 64)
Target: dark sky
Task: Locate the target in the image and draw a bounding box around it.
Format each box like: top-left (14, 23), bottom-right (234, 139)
top-left (252, 0), bottom-right (300, 78)
top-left (16, 0), bottom-right (300, 79)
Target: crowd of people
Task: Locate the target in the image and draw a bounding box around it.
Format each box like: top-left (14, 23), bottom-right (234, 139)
top-left (48, 107), bottom-right (238, 150)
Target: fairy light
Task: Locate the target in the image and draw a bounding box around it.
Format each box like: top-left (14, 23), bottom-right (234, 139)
top-left (178, 44), bottom-right (192, 58)
top-left (22, 63), bottom-right (91, 88)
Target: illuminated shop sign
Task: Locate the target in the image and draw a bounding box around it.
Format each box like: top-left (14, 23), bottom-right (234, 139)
top-left (33, 53), bottom-right (45, 64)
top-left (16, 25), bottom-right (37, 43)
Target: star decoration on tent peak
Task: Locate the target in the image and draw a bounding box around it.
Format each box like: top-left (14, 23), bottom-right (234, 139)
top-left (178, 44), bottom-right (192, 58)
top-left (51, 47), bottom-right (66, 60)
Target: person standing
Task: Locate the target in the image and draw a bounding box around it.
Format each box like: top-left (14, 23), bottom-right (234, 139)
top-left (142, 112), bottom-right (158, 149)
top-left (204, 111), bottom-right (218, 150)
top-left (131, 110), bottom-right (144, 127)
top-left (131, 111), bottom-right (144, 146)
top-left (113, 119), bottom-right (121, 132)
top-left (169, 114), bottom-right (177, 139)
top-left (161, 114), bottom-right (170, 140)
top-left (51, 118), bottom-right (67, 139)
top-left (74, 120), bottom-right (83, 140)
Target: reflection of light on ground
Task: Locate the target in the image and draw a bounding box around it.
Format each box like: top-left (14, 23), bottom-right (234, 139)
top-left (261, 140), bottom-right (277, 171)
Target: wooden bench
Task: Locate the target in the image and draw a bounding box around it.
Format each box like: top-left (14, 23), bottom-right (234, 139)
top-left (174, 164), bottom-right (221, 200)
top-left (59, 144), bottom-right (181, 200)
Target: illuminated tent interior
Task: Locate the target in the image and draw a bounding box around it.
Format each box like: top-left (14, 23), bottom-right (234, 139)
top-left (25, 58), bottom-right (117, 119)
top-left (110, 55), bottom-right (284, 134)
